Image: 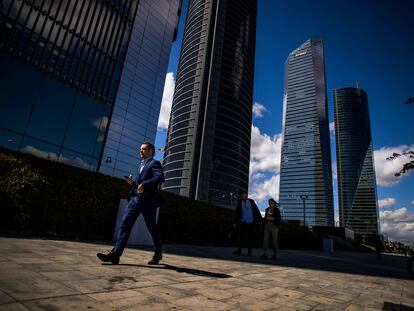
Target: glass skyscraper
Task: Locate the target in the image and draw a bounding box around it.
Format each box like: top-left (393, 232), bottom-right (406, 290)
top-left (162, 0), bottom-right (257, 208)
top-left (279, 38), bottom-right (334, 226)
top-left (334, 87), bottom-right (379, 235)
top-left (99, 0), bottom-right (182, 177)
top-left (0, 0), bottom-right (181, 176)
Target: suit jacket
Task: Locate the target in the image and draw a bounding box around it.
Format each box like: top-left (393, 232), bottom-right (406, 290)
top-left (130, 157), bottom-right (165, 208)
top-left (233, 198), bottom-right (262, 224)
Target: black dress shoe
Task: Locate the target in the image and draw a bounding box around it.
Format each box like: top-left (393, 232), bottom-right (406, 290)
top-left (148, 254), bottom-right (162, 265)
top-left (97, 251), bottom-right (120, 264)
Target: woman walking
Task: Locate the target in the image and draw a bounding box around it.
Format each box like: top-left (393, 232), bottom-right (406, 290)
top-left (261, 198), bottom-right (281, 260)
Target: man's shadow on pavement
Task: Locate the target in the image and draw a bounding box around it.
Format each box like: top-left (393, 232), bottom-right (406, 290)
top-left (105, 263), bottom-right (232, 279)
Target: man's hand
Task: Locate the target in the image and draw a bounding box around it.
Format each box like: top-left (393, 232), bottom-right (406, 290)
top-left (137, 184), bottom-right (144, 193)
top-left (124, 175), bottom-right (134, 186)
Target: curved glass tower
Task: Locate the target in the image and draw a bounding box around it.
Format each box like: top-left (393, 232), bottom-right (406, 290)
top-left (162, 0), bottom-right (257, 208)
top-left (334, 87), bottom-right (379, 235)
top-left (279, 38), bottom-right (334, 226)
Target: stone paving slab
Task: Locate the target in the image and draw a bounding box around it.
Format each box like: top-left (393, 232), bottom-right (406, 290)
top-left (0, 237), bottom-right (413, 311)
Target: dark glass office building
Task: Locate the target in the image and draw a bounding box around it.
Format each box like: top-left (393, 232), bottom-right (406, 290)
top-left (162, 0), bottom-right (257, 208)
top-left (279, 38), bottom-right (334, 226)
top-left (334, 87), bottom-right (379, 235)
top-left (0, 0), bottom-right (180, 176)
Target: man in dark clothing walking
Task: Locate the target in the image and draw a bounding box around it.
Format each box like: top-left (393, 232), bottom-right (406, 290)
top-left (97, 141), bottom-right (164, 265)
top-left (233, 191), bottom-right (262, 256)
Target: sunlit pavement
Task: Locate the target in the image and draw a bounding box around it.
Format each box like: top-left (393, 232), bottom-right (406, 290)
top-left (0, 237), bottom-right (413, 310)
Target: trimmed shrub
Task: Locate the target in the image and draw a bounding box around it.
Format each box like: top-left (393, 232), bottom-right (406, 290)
top-left (0, 148), bottom-right (127, 239)
top-left (278, 222), bottom-right (320, 250)
top-left (159, 191), bottom-right (235, 245)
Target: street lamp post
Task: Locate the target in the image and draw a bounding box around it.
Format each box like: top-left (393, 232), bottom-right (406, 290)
top-left (299, 195), bottom-right (308, 226)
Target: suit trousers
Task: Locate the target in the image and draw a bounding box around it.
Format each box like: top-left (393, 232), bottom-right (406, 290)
top-left (262, 221), bottom-right (279, 252)
top-left (112, 195), bottom-right (161, 257)
top-left (237, 222), bottom-right (255, 254)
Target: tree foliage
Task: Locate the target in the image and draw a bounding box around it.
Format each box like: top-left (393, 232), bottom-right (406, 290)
top-left (386, 97), bottom-right (413, 176)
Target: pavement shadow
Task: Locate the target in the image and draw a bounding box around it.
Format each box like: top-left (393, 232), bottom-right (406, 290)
top-left (106, 263), bottom-right (232, 279)
top-left (73, 239), bottom-right (413, 280)
top-left (157, 245), bottom-right (414, 281)
top-left (383, 301), bottom-right (414, 311)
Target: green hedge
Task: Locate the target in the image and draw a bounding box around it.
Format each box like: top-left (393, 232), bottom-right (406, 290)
top-left (0, 148), bottom-right (127, 239)
top-left (278, 223), bottom-right (321, 250)
top-left (0, 148), bottom-right (236, 244)
top-left (0, 148), bottom-right (320, 249)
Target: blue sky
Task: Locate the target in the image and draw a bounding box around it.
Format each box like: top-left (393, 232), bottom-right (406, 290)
top-left (156, 0), bottom-right (414, 243)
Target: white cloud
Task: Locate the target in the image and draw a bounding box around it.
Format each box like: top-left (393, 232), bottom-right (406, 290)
top-left (380, 207), bottom-right (414, 243)
top-left (249, 125), bottom-right (282, 174)
top-left (411, 200), bottom-right (414, 206)
top-left (378, 197), bottom-right (397, 209)
top-left (23, 146), bottom-right (59, 161)
top-left (22, 146), bottom-right (90, 169)
top-left (374, 144), bottom-right (414, 186)
top-left (249, 125), bottom-right (282, 204)
top-left (329, 121), bottom-right (335, 138)
top-left (91, 116), bottom-right (109, 143)
top-left (250, 174), bottom-right (280, 203)
top-left (92, 116), bottom-right (108, 131)
top-left (252, 102), bottom-right (268, 118)
top-left (97, 135), bottom-right (105, 143)
top-left (157, 72), bottom-right (175, 131)
top-left (251, 172), bottom-right (266, 181)
top-left (332, 162), bottom-right (337, 180)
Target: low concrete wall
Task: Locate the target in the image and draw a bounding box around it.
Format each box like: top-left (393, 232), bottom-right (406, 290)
top-left (112, 199), bottom-right (159, 246)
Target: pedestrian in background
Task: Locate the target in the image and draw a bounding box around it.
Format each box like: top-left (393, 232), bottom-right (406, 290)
top-left (260, 198), bottom-right (281, 260)
top-left (233, 191), bottom-right (262, 256)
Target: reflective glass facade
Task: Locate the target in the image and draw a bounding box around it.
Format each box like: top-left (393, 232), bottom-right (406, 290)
top-left (0, 0), bottom-right (180, 173)
top-left (99, 0), bottom-right (182, 177)
top-left (334, 87), bottom-right (379, 235)
top-left (279, 38), bottom-right (334, 226)
top-left (162, 0), bottom-right (257, 208)
top-left (1, 0), bottom-right (138, 104)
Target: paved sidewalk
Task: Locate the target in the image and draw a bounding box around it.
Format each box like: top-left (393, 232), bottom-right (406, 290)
top-left (0, 237), bottom-right (413, 310)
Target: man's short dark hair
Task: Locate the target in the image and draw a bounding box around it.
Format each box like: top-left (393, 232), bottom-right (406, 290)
top-left (142, 141), bottom-right (155, 155)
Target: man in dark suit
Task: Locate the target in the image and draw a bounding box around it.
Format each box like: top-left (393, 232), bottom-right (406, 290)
top-left (233, 191), bottom-right (262, 256)
top-left (97, 141), bottom-right (165, 265)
